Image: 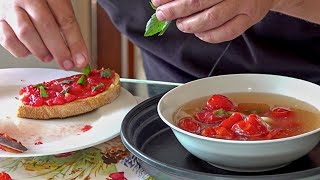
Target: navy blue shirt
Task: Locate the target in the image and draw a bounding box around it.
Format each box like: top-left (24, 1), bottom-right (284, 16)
top-left (98, 0), bottom-right (320, 84)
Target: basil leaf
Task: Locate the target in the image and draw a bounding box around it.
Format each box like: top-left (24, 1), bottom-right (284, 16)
top-left (34, 83), bottom-right (45, 88)
top-left (60, 86), bottom-right (70, 94)
top-left (214, 108), bottom-right (231, 118)
top-left (39, 86), bottom-right (48, 98)
top-left (77, 75), bottom-right (86, 85)
top-left (100, 68), bottom-right (112, 78)
top-left (158, 21), bottom-right (171, 36)
top-left (144, 14), bottom-right (171, 37)
top-left (83, 64), bottom-right (91, 76)
top-left (91, 83), bottom-right (104, 92)
top-left (58, 79), bottom-right (74, 84)
top-left (149, 1), bottom-right (157, 10)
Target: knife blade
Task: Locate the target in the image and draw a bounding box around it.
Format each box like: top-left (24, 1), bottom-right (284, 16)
top-left (0, 135), bottom-right (27, 153)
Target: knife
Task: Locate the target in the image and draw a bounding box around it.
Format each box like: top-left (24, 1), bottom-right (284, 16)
top-left (0, 135), bottom-right (28, 153)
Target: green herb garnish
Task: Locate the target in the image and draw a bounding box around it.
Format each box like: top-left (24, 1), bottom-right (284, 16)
top-left (77, 75), bottom-right (86, 85)
top-left (91, 83), bottom-right (104, 92)
top-left (149, 1), bottom-right (156, 10)
top-left (144, 2), bottom-right (172, 37)
top-left (58, 79), bottom-right (74, 84)
top-left (60, 86), bottom-right (70, 94)
top-left (39, 86), bottom-right (48, 98)
top-left (100, 68), bottom-right (112, 78)
top-left (243, 109), bottom-right (262, 115)
top-left (34, 83), bottom-right (45, 88)
top-left (214, 108), bottom-right (231, 118)
top-left (77, 64), bottom-right (91, 85)
top-left (83, 64), bottom-right (91, 76)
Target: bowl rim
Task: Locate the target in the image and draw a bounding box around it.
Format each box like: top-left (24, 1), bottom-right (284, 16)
top-left (157, 73), bottom-right (320, 144)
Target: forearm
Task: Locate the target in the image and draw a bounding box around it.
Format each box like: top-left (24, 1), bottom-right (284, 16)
top-left (272, 0), bottom-right (320, 25)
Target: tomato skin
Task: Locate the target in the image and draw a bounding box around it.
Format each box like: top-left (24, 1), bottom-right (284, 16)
top-left (205, 94), bottom-right (235, 111)
top-left (178, 117), bottom-right (201, 134)
top-left (219, 112), bottom-right (244, 129)
top-left (0, 172), bottom-right (12, 180)
top-left (271, 107), bottom-right (292, 119)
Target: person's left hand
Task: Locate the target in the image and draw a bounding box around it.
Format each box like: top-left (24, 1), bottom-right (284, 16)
top-left (151, 0), bottom-right (279, 43)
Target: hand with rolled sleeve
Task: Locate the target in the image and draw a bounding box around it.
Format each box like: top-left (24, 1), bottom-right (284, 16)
top-left (151, 0), bottom-right (279, 43)
top-left (0, 0), bottom-right (89, 70)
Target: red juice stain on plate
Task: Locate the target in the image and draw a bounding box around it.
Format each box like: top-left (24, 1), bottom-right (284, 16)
top-left (34, 141), bottom-right (43, 145)
top-left (81, 125), bottom-right (92, 132)
top-left (34, 137), bottom-right (43, 145)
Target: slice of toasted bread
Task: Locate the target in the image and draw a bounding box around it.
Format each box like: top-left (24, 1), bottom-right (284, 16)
top-left (17, 73), bottom-right (121, 120)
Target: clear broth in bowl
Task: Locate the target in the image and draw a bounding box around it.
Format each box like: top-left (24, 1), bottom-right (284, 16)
top-left (173, 92), bottom-right (320, 140)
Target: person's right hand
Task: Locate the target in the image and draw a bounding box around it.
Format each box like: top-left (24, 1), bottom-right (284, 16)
top-left (0, 0), bottom-right (89, 70)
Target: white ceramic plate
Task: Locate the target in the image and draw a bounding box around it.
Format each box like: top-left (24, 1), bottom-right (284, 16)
top-left (0, 68), bottom-right (137, 157)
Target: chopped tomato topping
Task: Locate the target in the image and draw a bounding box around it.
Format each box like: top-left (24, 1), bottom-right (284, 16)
top-left (19, 69), bottom-right (115, 106)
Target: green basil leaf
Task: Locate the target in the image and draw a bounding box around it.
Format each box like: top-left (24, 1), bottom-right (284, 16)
top-left (34, 83), bottom-right (45, 88)
top-left (60, 86), bottom-right (70, 94)
top-left (100, 68), bottom-right (112, 78)
top-left (149, 1), bottom-right (157, 10)
top-left (39, 86), bottom-right (48, 98)
top-left (158, 21), bottom-right (171, 36)
top-left (214, 108), bottom-right (231, 118)
top-left (91, 83), bottom-right (104, 92)
top-left (83, 64), bottom-right (91, 76)
top-left (144, 14), bottom-right (171, 37)
top-left (58, 79), bottom-right (74, 84)
top-left (77, 75), bottom-right (86, 85)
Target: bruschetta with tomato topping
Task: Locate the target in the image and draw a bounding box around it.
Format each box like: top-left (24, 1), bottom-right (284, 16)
top-left (17, 67), bottom-right (121, 119)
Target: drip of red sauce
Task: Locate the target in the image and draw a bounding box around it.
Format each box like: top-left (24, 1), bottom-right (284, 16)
top-left (34, 141), bottom-right (43, 145)
top-left (34, 137), bottom-right (43, 145)
top-left (81, 125), bottom-right (92, 132)
top-left (19, 69), bottom-right (115, 106)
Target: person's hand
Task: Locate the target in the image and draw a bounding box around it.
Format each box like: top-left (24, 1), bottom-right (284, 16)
top-left (0, 0), bottom-right (88, 70)
top-left (151, 0), bottom-right (279, 43)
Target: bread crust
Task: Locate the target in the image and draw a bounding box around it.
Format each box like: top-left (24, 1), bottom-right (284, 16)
top-left (17, 73), bottom-right (121, 120)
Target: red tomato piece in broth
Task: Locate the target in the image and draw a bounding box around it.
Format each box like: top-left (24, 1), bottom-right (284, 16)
top-left (219, 112), bottom-right (244, 129)
top-left (201, 127), bottom-right (234, 139)
top-left (232, 120), bottom-right (261, 137)
top-left (194, 110), bottom-right (227, 124)
top-left (205, 94), bottom-right (235, 111)
top-left (178, 117), bottom-right (201, 134)
top-left (271, 107), bottom-right (292, 119)
top-left (201, 127), bottom-right (217, 138)
top-left (245, 114), bottom-right (269, 135)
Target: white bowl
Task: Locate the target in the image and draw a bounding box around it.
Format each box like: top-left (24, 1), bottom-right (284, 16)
top-left (157, 74), bottom-right (320, 172)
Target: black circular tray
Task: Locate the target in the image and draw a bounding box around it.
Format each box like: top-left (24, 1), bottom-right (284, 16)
top-left (120, 94), bottom-right (320, 180)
